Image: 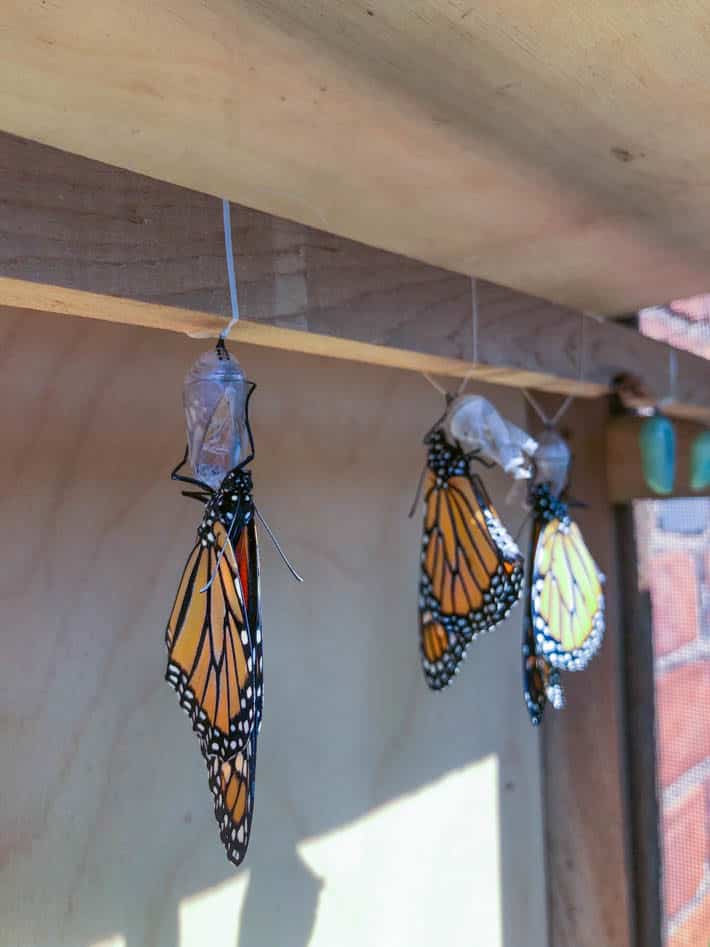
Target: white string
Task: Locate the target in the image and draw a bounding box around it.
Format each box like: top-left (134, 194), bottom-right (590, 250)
top-left (471, 277), bottom-right (479, 365)
top-left (523, 311), bottom-right (585, 428)
top-left (455, 278), bottom-right (480, 397)
top-left (220, 198), bottom-right (240, 340)
top-left (659, 347), bottom-right (677, 407)
top-left (456, 367), bottom-right (477, 396)
top-left (421, 372), bottom-right (448, 397)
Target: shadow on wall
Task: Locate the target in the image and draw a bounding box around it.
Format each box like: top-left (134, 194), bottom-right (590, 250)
top-left (0, 311), bottom-right (546, 947)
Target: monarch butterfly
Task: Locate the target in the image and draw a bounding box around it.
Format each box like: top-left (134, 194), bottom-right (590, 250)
top-left (522, 515), bottom-right (564, 726)
top-left (522, 482), bottom-right (604, 725)
top-left (419, 428), bottom-right (524, 690)
top-left (167, 378), bottom-right (262, 866)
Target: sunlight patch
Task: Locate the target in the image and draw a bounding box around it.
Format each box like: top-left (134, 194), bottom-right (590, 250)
top-left (179, 871), bottom-right (250, 947)
top-left (297, 755), bottom-right (502, 947)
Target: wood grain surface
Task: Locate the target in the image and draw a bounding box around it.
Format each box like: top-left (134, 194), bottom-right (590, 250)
top-left (2, 2), bottom-right (710, 311)
top-left (1, 133), bottom-right (709, 421)
top-left (0, 308), bottom-right (547, 947)
top-left (533, 396), bottom-right (633, 947)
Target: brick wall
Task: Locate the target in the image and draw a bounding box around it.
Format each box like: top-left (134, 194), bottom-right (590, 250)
top-left (638, 498), bottom-right (710, 946)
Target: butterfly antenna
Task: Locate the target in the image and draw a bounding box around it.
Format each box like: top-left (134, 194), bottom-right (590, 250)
top-left (200, 534), bottom-right (236, 593)
top-left (408, 459), bottom-right (428, 519)
top-left (255, 506), bottom-right (304, 582)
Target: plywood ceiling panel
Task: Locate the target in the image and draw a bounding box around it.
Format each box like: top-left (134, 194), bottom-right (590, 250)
top-left (1, 1), bottom-right (710, 312)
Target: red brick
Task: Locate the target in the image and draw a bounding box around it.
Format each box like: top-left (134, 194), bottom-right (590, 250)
top-left (663, 785), bottom-right (706, 918)
top-left (669, 890), bottom-right (710, 947)
top-left (649, 551), bottom-right (700, 657)
top-left (656, 664), bottom-right (710, 788)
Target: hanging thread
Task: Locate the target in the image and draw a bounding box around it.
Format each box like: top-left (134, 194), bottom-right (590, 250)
top-left (523, 311), bottom-right (586, 429)
top-left (221, 198), bottom-right (241, 340)
top-left (454, 277), bottom-right (480, 396)
top-left (422, 277), bottom-right (482, 398)
top-left (659, 346), bottom-right (678, 408)
top-left (421, 372), bottom-right (448, 397)
top-left (471, 277), bottom-right (479, 366)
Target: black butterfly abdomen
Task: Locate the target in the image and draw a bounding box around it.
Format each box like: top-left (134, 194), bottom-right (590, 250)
top-left (198, 468), bottom-right (254, 544)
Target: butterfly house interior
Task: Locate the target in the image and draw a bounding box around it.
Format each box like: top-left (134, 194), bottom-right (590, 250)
top-left (2, 7), bottom-right (710, 947)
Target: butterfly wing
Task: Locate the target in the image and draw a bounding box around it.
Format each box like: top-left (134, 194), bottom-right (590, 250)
top-left (532, 517), bottom-right (605, 671)
top-left (166, 520), bottom-right (258, 759)
top-left (202, 518), bottom-right (262, 867)
top-left (523, 573), bottom-right (547, 726)
top-left (205, 725), bottom-right (258, 867)
top-left (235, 517), bottom-right (263, 729)
top-left (523, 570), bottom-right (565, 724)
top-left (419, 468), bottom-right (524, 689)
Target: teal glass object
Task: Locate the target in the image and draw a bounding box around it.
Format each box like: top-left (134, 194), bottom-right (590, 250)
top-left (690, 430), bottom-right (710, 491)
top-left (639, 413), bottom-right (676, 495)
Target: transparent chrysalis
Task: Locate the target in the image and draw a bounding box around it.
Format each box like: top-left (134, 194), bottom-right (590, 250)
top-left (183, 340), bottom-right (249, 488)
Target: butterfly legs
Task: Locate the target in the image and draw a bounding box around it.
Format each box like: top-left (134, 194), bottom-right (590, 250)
top-left (463, 448), bottom-right (495, 469)
top-left (171, 445), bottom-right (215, 503)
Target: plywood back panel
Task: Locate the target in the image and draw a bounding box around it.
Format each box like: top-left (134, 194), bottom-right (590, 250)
top-left (0, 310), bottom-right (547, 947)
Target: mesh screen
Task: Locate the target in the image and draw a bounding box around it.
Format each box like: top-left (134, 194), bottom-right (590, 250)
top-left (635, 299), bottom-right (710, 946)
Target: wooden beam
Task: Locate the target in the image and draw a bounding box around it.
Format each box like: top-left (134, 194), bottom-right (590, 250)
top-left (0, 134), bottom-right (708, 420)
top-left (1, 2), bottom-right (710, 313)
top-left (615, 508), bottom-right (663, 947)
top-left (3, 278), bottom-right (709, 422)
top-left (535, 398), bottom-right (634, 947)
top-left (606, 416), bottom-right (710, 503)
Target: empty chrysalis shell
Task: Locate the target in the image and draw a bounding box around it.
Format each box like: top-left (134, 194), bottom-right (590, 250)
top-left (183, 342), bottom-right (248, 489)
top-left (533, 429), bottom-right (572, 498)
top-left (445, 394), bottom-right (538, 479)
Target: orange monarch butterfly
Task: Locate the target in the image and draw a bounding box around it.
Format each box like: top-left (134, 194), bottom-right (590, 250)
top-left (418, 428), bottom-right (524, 690)
top-left (522, 483), bottom-right (604, 725)
top-left (167, 381), bottom-right (263, 866)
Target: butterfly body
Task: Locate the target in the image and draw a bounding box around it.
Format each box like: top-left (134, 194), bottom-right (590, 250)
top-left (419, 429), bottom-right (524, 690)
top-left (198, 467), bottom-right (254, 548)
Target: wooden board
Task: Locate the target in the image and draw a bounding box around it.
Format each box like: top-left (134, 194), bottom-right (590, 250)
top-left (3, 279), bottom-right (710, 422)
top-left (0, 307), bottom-right (547, 947)
top-left (607, 416), bottom-right (710, 503)
top-left (533, 397), bottom-right (633, 947)
top-left (1, 133), bottom-right (709, 421)
top-left (615, 508), bottom-right (663, 947)
top-left (1, 2), bottom-right (710, 312)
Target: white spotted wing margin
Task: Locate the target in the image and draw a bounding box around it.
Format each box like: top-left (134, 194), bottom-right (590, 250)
top-left (166, 517), bottom-right (262, 762)
top-left (204, 725), bottom-right (258, 867)
top-left (202, 518), bottom-right (263, 867)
